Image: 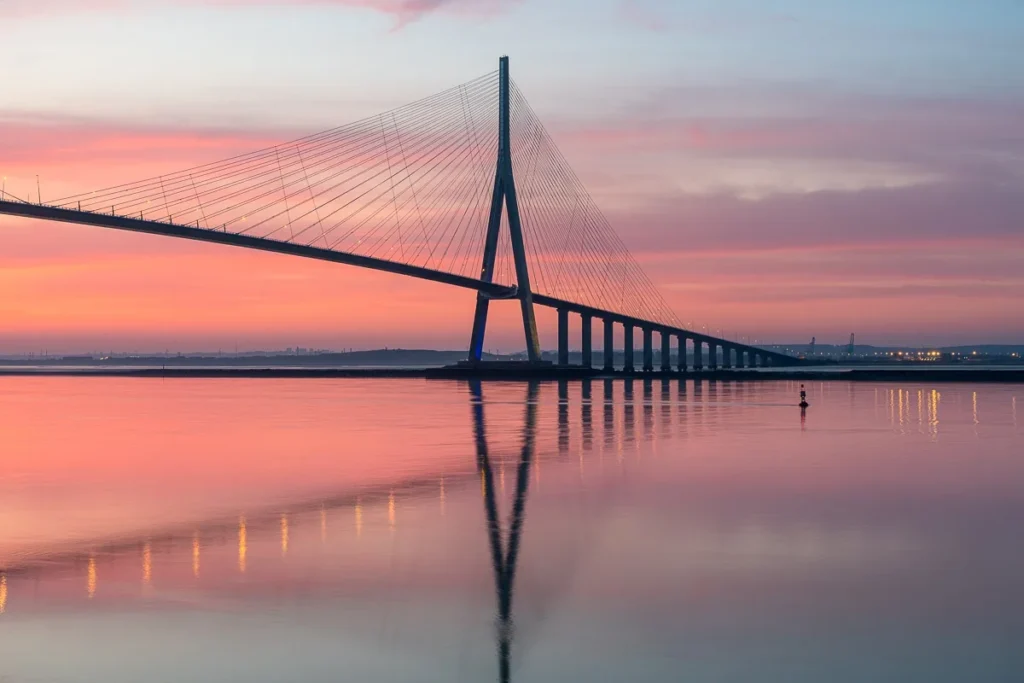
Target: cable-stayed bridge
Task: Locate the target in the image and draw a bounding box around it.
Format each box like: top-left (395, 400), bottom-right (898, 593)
top-left (0, 57), bottom-right (796, 370)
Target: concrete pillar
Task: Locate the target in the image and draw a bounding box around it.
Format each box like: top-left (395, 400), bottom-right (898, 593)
top-left (581, 378), bottom-right (592, 449)
top-left (603, 378), bottom-right (615, 445)
top-left (558, 379), bottom-right (569, 454)
top-left (693, 339), bottom-right (704, 370)
top-left (581, 314), bottom-right (592, 368)
top-left (603, 318), bottom-right (615, 371)
top-left (623, 324), bottom-right (635, 372)
top-left (746, 350), bottom-right (754, 368)
top-left (661, 331), bottom-right (672, 371)
top-left (642, 328), bottom-right (654, 371)
top-left (709, 343), bottom-right (719, 370)
top-left (722, 346), bottom-right (733, 369)
top-left (678, 336), bottom-right (688, 372)
top-left (557, 308), bottom-right (569, 366)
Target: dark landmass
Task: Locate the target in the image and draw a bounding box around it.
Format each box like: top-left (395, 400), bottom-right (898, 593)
top-left (5, 346), bottom-right (1021, 368)
top-left (0, 349), bottom-right (501, 367)
top-left (2, 366), bottom-right (1022, 383)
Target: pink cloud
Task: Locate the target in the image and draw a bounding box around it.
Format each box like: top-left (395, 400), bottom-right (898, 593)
top-left (0, 116), bottom-right (284, 168)
top-left (2, 83), bottom-right (1022, 347)
top-left (554, 98), bottom-right (1024, 177)
top-left (603, 182), bottom-right (1023, 253)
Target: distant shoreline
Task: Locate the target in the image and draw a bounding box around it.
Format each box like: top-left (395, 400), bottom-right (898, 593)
top-left (1, 367), bottom-right (1022, 383)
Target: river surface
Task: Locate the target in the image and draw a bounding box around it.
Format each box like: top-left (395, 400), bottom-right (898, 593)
top-left (0, 378), bottom-right (1021, 682)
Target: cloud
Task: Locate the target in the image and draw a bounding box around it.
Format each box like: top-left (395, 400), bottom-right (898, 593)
top-left (0, 114), bottom-right (291, 204)
top-left (605, 181), bottom-right (1024, 254)
top-left (551, 92), bottom-right (1024, 194)
top-left (0, 114), bottom-right (285, 166)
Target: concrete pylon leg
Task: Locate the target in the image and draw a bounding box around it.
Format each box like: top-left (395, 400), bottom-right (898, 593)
top-left (661, 331), bottom-right (672, 371)
top-left (624, 325), bottom-right (635, 372)
top-left (603, 319), bottom-right (615, 371)
top-left (642, 328), bottom-right (653, 372)
top-left (581, 314), bottom-right (592, 368)
top-left (557, 308), bottom-right (569, 366)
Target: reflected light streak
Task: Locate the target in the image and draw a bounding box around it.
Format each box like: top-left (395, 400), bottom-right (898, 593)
top-left (238, 516), bottom-right (247, 573)
top-left (142, 541), bottom-right (152, 585)
top-left (929, 389), bottom-right (941, 439)
top-left (388, 491), bottom-right (396, 532)
top-left (0, 573), bottom-right (7, 614)
top-left (192, 531), bottom-right (200, 578)
top-left (280, 514), bottom-right (289, 556)
top-left (917, 389), bottom-right (924, 431)
top-left (320, 505), bottom-right (327, 544)
top-left (355, 499), bottom-right (363, 538)
top-left (87, 555), bottom-right (96, 599)
top-left (973, 391), bottom-right (979, 428)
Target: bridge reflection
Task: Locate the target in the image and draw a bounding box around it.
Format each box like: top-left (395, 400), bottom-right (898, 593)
top-left (471, 380), bottom-right (537, 683)
top-left (1, 378), bottom-right (771, 584)
top-left (0, 378), bottom-right (988, 680)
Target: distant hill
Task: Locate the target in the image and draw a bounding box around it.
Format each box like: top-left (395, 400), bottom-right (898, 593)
top-left (773, 343), bottom-right (1024, 355)
top-left (0, 349), bottom-right (506, 368)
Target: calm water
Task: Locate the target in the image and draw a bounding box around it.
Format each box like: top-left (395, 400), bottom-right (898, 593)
top-left (0, 378), bottom-right (1021, 682)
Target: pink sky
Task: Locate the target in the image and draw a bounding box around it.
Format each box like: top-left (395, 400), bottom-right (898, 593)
top-left (1, 1), bottom-right (1022, 351)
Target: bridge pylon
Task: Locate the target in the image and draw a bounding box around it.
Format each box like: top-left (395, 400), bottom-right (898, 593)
top-left (468, 56), bottom-right (542, 363)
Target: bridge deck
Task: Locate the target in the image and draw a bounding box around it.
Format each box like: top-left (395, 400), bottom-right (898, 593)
top-left (0, 199), bottom-right (795, 365)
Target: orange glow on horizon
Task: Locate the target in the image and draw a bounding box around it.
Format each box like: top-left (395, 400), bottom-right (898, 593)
top-left (238, 516), bottom-right (247, 573)
top-left (192, 531), bottom-right (201, 578)
top-left (87, 555), bottom-right (97, 599)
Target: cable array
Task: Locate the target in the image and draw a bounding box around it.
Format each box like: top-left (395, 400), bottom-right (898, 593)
top-left (45, 70), bottom-right (688, 331)
top-left (507, 80), bottom-right (681, 327)
top-left (51, 72), bottom-right (506, 283)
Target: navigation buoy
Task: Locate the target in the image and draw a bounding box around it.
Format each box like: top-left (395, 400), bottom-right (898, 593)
top-left (799, 384), bottom-right (809, 409)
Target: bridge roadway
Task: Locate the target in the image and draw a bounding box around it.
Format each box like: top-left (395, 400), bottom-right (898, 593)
top-left (0, 199), bottom-right (796, 370)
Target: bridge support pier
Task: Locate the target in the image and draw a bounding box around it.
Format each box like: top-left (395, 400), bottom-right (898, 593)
top-left (557, 308), bottom-right (569, 366)
top-left (581, 314), bottom-right (592, 368)
top-left (722, 347), bottom-right (733, 370)
top-left (603, 318), bottom-right (615, 371)
top-left (661, 331), bottom-right (672, 372)
top-left (694, 339), bottom-right (704, 371)
top-left (642, 328), bottom-right (654, 372)
top-left (623, 324), bottom-right (635, 372)
top-left (677, 335), bottom-right (688, 372)
top-left (466, 56), bottom-right (541, 364)
top-left (709, 343), bottom-right (719, 371)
